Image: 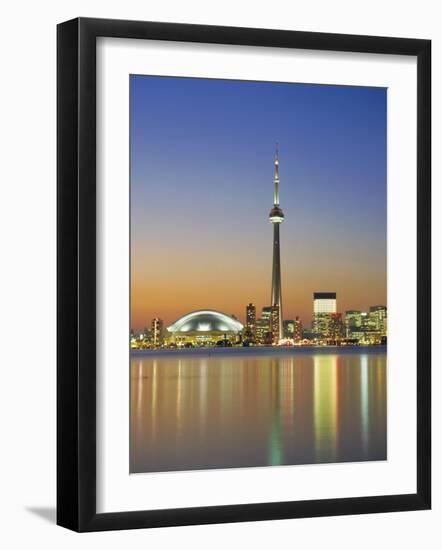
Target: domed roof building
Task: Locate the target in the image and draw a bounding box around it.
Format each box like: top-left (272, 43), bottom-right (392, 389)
top-left (166, 310), bottom-right (243, 346)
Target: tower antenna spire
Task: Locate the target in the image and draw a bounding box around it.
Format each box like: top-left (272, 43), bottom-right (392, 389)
top-left (273, 142), bottom-right (280, 206)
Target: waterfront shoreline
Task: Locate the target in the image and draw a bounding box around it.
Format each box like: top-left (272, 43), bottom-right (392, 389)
top-left (130, 344), bottom-right (387, 358)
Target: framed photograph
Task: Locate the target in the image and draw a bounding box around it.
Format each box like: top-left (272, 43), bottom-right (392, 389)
top-left (57, 17), bottom-right (431, 531)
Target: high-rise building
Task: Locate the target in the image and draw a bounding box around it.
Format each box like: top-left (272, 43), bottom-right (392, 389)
top-left (329, 313), bottom-right (344, 340)
top-left (130, 329), bottom-right (137, 349)
top-left (271, 305), bottom-right (280, 345)
top-left (143, 326), bottom-right (151, 342)
top-left (361, 312), bottom-right (370, 330)
top-left (345, 310), bottom-right (362, 337)
top-left (246, 303), bottom-right (256, 338)
top-left (261, 305), bottom-right (280, 344)
top-left (293, 316), bottom-right (303, 342)
top-left (346, 311), bottom-right (372, 343)
top-left (283, 319), bottom-right (295, 339)
top-left (282, 318), bottom-right (302, 342)
top-left (313, 292), bottom-right (337, 314)
top-left (369, 305), bottom-right (387, 334)
top-left (269, 144), bottom-right (284, 341)
top-left (313, 314), bottom-right (330, 337)
top-left (312, 292), bottom-right (337, 337)
top-left (262, 306), bottom-right (272, 323)
top-left (256, 318), bottom-right (272, 346)
top-left (151, 317), bottom-right (163, 347)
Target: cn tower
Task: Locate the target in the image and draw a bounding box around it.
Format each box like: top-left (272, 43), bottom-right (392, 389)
top-left (269, 144), bottom-right (284, 341)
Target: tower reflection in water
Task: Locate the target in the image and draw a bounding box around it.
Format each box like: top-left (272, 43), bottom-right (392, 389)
top-left (130, 350), bottom-right (386, 473)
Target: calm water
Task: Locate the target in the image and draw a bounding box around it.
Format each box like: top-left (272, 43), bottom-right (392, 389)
top-left (130, 347), bottom-right (386, 473)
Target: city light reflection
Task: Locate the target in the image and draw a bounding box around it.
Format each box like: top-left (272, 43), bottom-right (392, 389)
top-left (130, 349), bottom-right (386, 473)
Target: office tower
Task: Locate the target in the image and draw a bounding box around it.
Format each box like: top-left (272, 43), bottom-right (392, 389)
top-left (283, 319), bottom-right (295, 339)
top-left (256, 318), bottom-right (272, 346)
top-left (345, 310), bottom-right (362, 337)
top-left (271, 305), bottom-right (280, 345)
top-left (329, 313), bottom-right (344, 339)
top-left (246, 303), bottom-right (257, 338)
top-left (151, 317), bottom-right (164, 347)
top-left (313, 292), bottom-right (337, 314)
top-left (312, 292), bottom-right (337, 337)
top-left (293, 316), bottom-right (303, 342)
top-left (369, 305), bottom-right (387, 334)
top-left (143, 326), bottom-right (151, 343)
top-left (361, 312), bottom-right (370, 330)
top-left (262, 306), bottom-right (272, 324)
top-left (260, 307), bottom-right (273, 345)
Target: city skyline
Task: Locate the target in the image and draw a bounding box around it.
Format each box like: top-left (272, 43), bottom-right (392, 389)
top-left (131, 298), bottom-right (387, 332)
top-left (131, 297), bottom-right (387, 349)
top-left (131, 75), bottom-right (386, 330)
top-left (131, 295), bottom-right (387, 338)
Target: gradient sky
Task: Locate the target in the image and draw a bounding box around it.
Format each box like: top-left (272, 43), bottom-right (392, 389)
top-left (130, 75), bottom-right (386, 331)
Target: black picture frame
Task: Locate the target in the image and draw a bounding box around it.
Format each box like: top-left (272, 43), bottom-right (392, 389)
top-left (57, 17), bottom-right (431, 532)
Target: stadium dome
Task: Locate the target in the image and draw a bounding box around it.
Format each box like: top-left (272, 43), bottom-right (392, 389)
top-left (167, 310), bottom-right (243, 334)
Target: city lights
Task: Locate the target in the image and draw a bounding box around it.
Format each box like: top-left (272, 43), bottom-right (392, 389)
top-left (130, 297), bottom-right (387, 350)
top-left (130, 148), bottom-right (386, 351)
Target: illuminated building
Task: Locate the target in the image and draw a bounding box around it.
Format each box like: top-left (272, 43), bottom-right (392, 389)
top-left (262, 306), bottom-right (272, 323)
top-left (283, 317), bottom-right (303, 342)
top-left (130, 329), bottom-right (137, 349)
top-left (361, 312), bottom-right (369, 329)
top-left (142, 326), bottom-right (151, 344)
top-left (345, 310), bottom-right (362, 337)
top-left (271, 305), bottom-right (280, 345)
top-left (313, 292), bottom-right (337, 337)
top-left (246, 303), bottom-right (257, 339)
top-left (269, 144), bottom-right (284, 341)
top-left (259, 307), bottom-right (272, 344)
top-left (151, 318), bottom-right (163, 347)
top-left (294, 316), bottom-right (303, 342)
top-left (369, 305), bottom-right (387, 334)
top-left (256, 318), bottom-right (272, 346)
top-left (359, 306), bottom-right (387, 344)
top-left (166, 310), bottom-right (243, 346)
top-left (262, 304), bottom-right (280, 344)
top-left (347, 311), bottom-right (370, 343)
top-left (343, 307), bottom-right (388, 344)
top-left (329, 313), bottom-right (344, 340)
top-left (283, 319), bottom-right (295, 339)
top-left (313, 313), bottom-right (332, 337)
top-left (303, 328), bottom-right (322, 342)
top-left (313, 292), bottom-right (337, 314)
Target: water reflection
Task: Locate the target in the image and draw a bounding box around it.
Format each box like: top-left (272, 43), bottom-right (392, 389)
top-left (360, 355), bottom-right (369, 454)
top-left (130, 348), bottom-right (386, 473)
top-left (314, 355), bottom-right (338, 462)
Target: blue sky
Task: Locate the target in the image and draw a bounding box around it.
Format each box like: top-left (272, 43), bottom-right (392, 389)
top-left (130, 75), bottom-right (387, 328)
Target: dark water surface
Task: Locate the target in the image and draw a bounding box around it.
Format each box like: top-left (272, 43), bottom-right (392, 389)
top-left (130, 347), bottom-right (386, 473)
